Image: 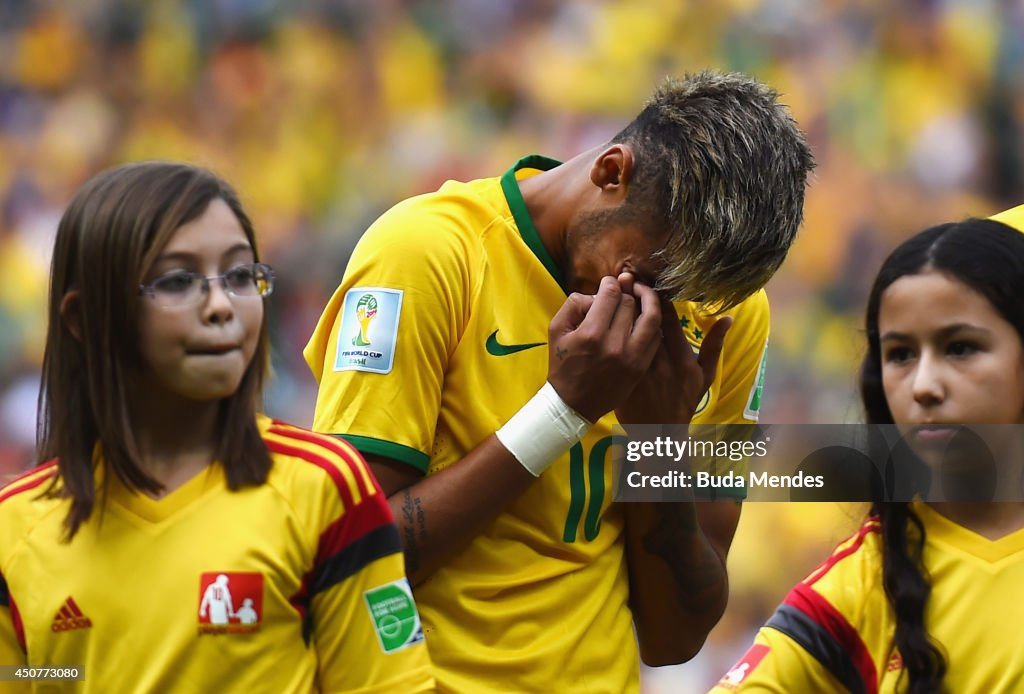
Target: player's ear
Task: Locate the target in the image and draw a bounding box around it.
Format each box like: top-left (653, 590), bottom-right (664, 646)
top-left (60, 290), bottom-right (84, 342)
top-left (590, 144), bottom-right (634, 199)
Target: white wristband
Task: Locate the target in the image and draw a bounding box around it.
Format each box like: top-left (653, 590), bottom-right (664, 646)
top-left (496, 382), bottom-right (593, 477)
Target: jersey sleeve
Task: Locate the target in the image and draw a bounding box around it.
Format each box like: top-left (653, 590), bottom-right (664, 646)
top-left (707, 627), bottom-right (847, 693)
top-left (304, 441), bottom-right (434, 693)
top-left (989, 203), bottom-right (1024, 232)
top-left (685, 290), bottom-right (770, 499)
top-left (701, 289), bottom-right (770, 426)
top-left (711, 524), bottom-right (888, 694)
top-left (304, 195), bottom-right (479, 472)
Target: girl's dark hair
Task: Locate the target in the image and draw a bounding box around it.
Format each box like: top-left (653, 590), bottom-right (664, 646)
top-left (38, 162), bottom-right (273, 539)
top-left (861, 218), bottom-right (1024, 693)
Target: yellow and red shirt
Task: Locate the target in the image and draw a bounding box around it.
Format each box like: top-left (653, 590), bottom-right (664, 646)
top-left (711, 504), bottom-right (1024, 693)
top-left (0, 416), bottom-right (434, 693)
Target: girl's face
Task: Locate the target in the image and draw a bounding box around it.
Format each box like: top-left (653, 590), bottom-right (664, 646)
top-left (879, 270), bottom-right (1024, 459)
top-left (136, 198), bottom-right (264, 403)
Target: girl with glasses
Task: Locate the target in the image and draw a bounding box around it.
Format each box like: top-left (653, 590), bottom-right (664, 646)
top-left (0, 162), bottom-right (433, 693)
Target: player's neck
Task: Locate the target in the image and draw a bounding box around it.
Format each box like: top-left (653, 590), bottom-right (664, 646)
top-left (927, 502), bottom-right (1024, 540)
top-left (517, 148), bottom-right (598, 270)
top-left (131, 395), bottom-right (222, 497)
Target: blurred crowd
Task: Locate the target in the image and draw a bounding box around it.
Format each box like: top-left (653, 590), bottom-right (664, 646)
top-left (1, 0), bottom-right (1022, 689)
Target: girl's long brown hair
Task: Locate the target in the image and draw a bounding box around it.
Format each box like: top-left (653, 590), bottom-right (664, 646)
top-left (38, 162), bottom-right (273, 540)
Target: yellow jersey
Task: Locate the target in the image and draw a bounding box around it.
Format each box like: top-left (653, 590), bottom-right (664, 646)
top-left (0, 416), bottom-right (434, 693)
top-left (306, 155), bottom-right (770, 693)
top-left (990, 203), bottom-right (1024, 231)
top-left (710, 503), bottom-right (1024, 693)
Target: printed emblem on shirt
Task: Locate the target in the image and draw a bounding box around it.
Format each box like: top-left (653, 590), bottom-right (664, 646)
top-left (51, 597), bottom-right (92, 632)
top-left (717, 643), bottom-right (770, 690)
top-left (887, 650), bottom-right (904, 672)
top-left (363, 578), bottom-right (425, 654)
top-left (485, 330), bottom-right (545, 357)
top-left (198, 572), bottom-right (263, 634)
top-left (334, 288), bottom-right (403, 374)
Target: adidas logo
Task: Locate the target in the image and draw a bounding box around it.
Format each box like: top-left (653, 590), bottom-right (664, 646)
top-left (51, 597), bottom-right (92, 632)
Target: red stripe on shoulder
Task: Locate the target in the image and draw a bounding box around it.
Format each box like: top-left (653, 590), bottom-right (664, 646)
top-left (785, 583), bottom-right (878, 694)
top-left (1, 460), bottom-right (57, 487)
top-left (267, 423), bottom-right (375, 497)
top-left (315, 490), bottom-right (393, 566)
top-left (265, 424), bottom-right (394, 566)
top-left (264, 439), bottom-right (357, 512)
top-left (9, 594), bottom-right (26, 654)
top-left (331, 437), bottom-right (376, 494)
top-left (804, 519), bottom-right (880, 587)
top-left (265, 422), bottom-right (396, 564)
top-left (0, 461), bottom-right (58, 505)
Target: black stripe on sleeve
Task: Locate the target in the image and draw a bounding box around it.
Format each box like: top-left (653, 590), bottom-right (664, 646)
top-left (0, 572), bottom-right (7, 608)
top-left (765, 604), bottom-right (867, 694)
top-left (310, 524), bottom-right (403, 598)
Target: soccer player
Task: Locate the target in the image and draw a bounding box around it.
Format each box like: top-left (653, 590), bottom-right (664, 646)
top-left (305, 71), bottom-right (813, 693)
top-left (710, 217), bottom-right (1024, 693)
top-left (0, 163), bottom-right (434, 693)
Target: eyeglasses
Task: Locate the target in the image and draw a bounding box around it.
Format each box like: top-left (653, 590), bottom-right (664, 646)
top-left (139, 263), bottom-right (275, 308)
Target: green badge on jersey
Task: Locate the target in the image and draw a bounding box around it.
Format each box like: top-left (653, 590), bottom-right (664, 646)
top-left (363, 578), bottom-right (425, 654)
top-left (744, 341), bottom-right (768, 421)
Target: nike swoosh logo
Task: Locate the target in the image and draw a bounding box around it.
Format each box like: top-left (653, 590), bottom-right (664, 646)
top-left (486, 330), bottom-right (545, 356)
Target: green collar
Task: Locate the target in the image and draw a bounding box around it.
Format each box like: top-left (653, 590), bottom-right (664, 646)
top-left (500, 154), bottom-right (566, 292)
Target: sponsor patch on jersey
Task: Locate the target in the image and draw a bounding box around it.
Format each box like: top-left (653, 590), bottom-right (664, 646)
top-left (743, 340), bottom-right (769, 421)
top-left (198, 572), bottom-right (263, 634)
top-left (334, 287), bottom-right (403, 374)
top-left (717, 643), bottom-right (770, 689)
top-left (363, 578), bottom-right (425, 654)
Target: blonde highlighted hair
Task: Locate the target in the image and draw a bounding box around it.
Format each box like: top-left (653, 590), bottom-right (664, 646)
top-left (613, 71), bottom-right (814, 310)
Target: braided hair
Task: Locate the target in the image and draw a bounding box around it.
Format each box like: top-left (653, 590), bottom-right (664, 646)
top-left (860, 218), bottom-right (1024, 692)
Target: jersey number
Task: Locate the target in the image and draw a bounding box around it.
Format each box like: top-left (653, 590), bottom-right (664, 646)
top-left (563, 436), bottom-right (625, 543)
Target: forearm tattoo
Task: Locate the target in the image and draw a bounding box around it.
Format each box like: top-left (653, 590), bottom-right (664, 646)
top-left (641, 504), bottom-right (725, 612)
top-left (400, 489), bottom-right (426, 574)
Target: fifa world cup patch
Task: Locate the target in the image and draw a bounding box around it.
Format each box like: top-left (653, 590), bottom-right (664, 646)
top-left (198, 572), bottom-right (263, 634)
top-left (334, 287), bottom-right (403, 374)
top-left (717, 643), bottom-right (770, 689)
top-left (363, 578), bottom-right (425, 654)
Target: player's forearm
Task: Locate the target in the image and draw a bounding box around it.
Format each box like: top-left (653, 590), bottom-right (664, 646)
top-left (377, 437), bottom-right (537, 586)
top-left (624, 501), bottom-right (729, 665)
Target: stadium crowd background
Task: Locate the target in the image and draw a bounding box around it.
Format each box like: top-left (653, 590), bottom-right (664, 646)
top-left (0, 1), bottom-right (1021, 690)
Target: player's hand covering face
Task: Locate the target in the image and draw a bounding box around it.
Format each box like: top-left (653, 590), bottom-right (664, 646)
top-left (612, 274), bottom-right (732, 430)
top-left (545, 276), bottom-right (664, 422)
